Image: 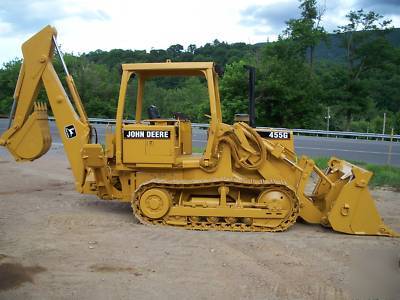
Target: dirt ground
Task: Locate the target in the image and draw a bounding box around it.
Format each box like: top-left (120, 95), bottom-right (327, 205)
top-left (0, 146), bottom-right (399, 300)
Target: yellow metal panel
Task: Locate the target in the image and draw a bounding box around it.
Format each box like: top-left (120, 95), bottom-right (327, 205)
top-left (122, 124), bottom-right (176, 164)
top-left (41, 63), bottom-right (90, 188)
top-left (178, 121), bottom-right (192, 155)
top-left (115, 71), bottom-right (131, 166)
top-left (170, 207), bottom-right (288, 218)
top-left (122, 62), bottom-right (214, 71)
top-left (135, 75), bottom-right (144, 122)
top-left (105, 132), bottom-right (115, 158)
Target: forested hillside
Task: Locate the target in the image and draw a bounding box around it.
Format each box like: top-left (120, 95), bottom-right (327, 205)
top-left (1, 1), bottom-right (399, 134)
top-left (312, 28), bottom-right (400, 62)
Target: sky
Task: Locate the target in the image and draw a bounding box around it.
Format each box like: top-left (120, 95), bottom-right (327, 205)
top-left (0, 0), bottom-right (399, 65)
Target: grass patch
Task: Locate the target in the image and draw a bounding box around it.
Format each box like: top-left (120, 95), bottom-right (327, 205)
top-left (313, 157), bottom-right (400, 189)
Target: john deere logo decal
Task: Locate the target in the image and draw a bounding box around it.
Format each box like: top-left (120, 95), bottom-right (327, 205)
top-left (124, 130), bottom-right (170, 139)
top-left (65, 125), bottom-right (76, 139)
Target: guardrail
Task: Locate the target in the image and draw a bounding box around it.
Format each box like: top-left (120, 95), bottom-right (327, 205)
top-left (257, 127), bottom-right (400, 142)
top-left (45, 117), bottom-right (399, 142)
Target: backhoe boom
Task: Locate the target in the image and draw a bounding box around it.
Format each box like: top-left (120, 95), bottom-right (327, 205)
top-left (0, 26), bottom-right (91, 190)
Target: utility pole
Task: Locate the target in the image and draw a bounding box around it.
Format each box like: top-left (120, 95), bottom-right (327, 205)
top-left (244, 65), bottom-right (256, 128)
top-left (382, 112), bottom-right (386, 141)
top-left (387, 128), bottom-right (394, 165)
top-left (325, 107), bottom-right (331, 133)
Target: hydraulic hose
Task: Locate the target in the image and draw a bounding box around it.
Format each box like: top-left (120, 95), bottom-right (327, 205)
top-left (201, 122), bottom-right (266, 172)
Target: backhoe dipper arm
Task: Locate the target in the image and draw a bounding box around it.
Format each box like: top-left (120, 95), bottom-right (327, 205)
top-left (0, 26), bottom-right (91, 190)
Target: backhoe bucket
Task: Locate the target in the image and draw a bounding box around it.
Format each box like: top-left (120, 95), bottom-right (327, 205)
top-left (1, 103), bottom-right (51, 161)
top-left (312, 158), bottom-right (398, 237)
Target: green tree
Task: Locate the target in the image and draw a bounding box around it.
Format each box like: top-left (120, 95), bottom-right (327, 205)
top-left (257, 40), bottom-right (323, 128)
top-left (255, 0), bottom-right (326, 128)
top-left (167, 44), bottom-right (184, 60)
top-left (333, 9), bottom-right (394, 129)
top-left (138, 77), bottom-right (209, 123)
top-left (0, 59), bottom-right (22, 115)
top-left (219, 61), bottom-right (249, 124)
top-left (284, 0), bottom-right (326, 70)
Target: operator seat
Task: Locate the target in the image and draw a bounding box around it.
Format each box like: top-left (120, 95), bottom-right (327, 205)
top-left (147, 105), bottom-right (160, 119)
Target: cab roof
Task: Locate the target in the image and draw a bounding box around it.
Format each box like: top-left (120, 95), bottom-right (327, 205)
top-left (121, 62), bottom-right (215, 77)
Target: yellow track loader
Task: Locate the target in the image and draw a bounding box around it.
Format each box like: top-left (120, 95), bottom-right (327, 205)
top-left (0, 26), bottom-right (397, 237)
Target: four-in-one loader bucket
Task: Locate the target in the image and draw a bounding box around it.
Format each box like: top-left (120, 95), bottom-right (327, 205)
top-left (311, 158), bottom-right (398, 237)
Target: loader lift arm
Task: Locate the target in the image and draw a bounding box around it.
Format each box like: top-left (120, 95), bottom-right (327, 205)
top-left (0, 26), bottom-right (91, 190)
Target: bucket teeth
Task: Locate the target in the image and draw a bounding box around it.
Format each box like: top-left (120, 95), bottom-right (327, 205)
top-left (33, 102), bottom-right (49, 121)
top-left (34, 102), bottom-right (47, 112)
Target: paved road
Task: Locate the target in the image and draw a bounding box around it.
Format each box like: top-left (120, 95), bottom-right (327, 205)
top-left (1, 119), bottom-right (399, 166)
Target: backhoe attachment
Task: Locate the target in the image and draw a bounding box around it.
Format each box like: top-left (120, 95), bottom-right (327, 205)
top-left (0, 25), bottom-right (92, 189)
top-left (0, 102), bottom-right (51, 161)
top-left (311, 158), bottom-right (398, 237)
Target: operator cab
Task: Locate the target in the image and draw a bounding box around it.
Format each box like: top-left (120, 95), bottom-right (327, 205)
top-left (114, 62), bottom-right (221, 166)
top-left (122, 117), bottom-right (192, 165)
